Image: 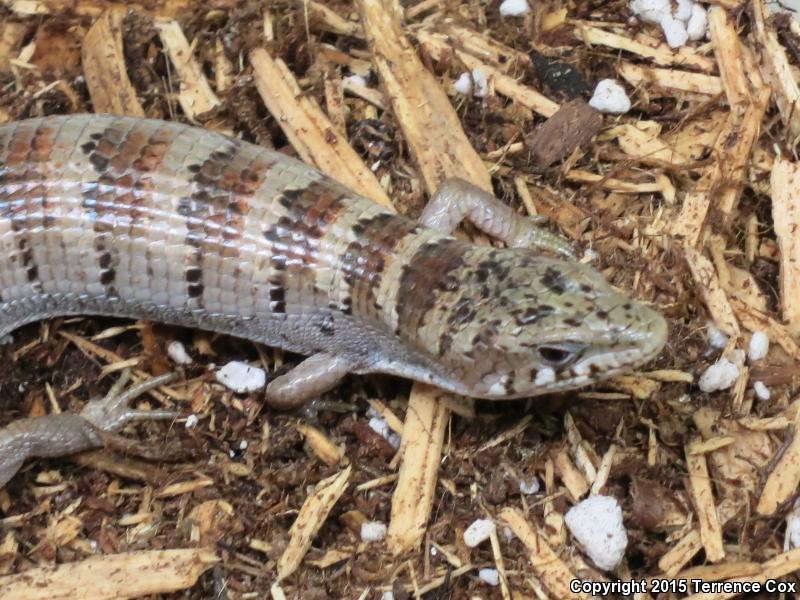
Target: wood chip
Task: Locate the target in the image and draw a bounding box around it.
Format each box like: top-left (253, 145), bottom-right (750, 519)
top-left (685, 443), bottom-right (725, 562)
top-left (526, 98), bottom-right (602, 167)
top-left (756, 421), bottom-right (800, 516)
top-left (618, 63), bottom-right (724, 95)
top-left (0, 549), bottom-right (218, 600)
top-left (575, 24), bottom-right (715, 72)
top-left (553, 448), bottom-right (589, 501)
top-left (356, 0), bottom-right (491, 193)
top-left (297, 422), bottom-right (344, 466)
top-left (683, 244), bottom-right (740, 337)
top-left (683, 548), bottom-right (800, 600)
top-left (277, 466), bottom-right (351, 580)
top-left (708, 7), bottom-right (750, 109)
top-left (81, 8), bottom-right (144, 116)
top-left (770, 158), bottom-right (800, 336)
top-left (751, 0), bottom-right (800, 138)
top-left (387, 384), bottom-right (449, 554)
top-left (250, 48), bottom-right (393, 209)
top-left (417, 30), bottom-right (559, 118)
top-left (500, 508), bottom-right (589, 600)
top-left (153, 18), bottom-right (220, 120)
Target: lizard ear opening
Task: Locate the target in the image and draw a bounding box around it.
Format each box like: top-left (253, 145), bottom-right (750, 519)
top-left (536, 343), bottom-right (584, 368)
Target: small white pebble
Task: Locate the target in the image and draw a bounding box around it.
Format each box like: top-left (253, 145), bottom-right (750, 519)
top-left (239, 439), bottom-right (248, 451)
top-left (660, 14), bottom-right (689, 48)
top-left (463, 518), bottom-right (496, 547)
top-left (369, 416), bottom-right (391, 438)
top-left (785, 498), bottom-right (800, 551)
top-left (454, 72), bottom-right (473, 95)
top-left (519, 476), bottom-right (540, 495)
top-left (753, 380), bottom-right (771, 401)
top-left (471, 68), bottom-right (489, 98)
top-left (534, 367), bottom-right (556, 386)
top-left (215, 361), bottom-right (266, 394)
top-left (748, 331), bottom-right (770, 361)
top-left (167, 340), bottom-right (192, 365)
top-left (368, 417), bottom-right (402, 449)
top-left (583, 248), bottom-right (598, 262)
top-left (361, 521), bottom-right (387, 542)
top-left (381, 593), bottom-right (395, 600)
top-left (499, 0), bottom-right (530, 17)
top-left (706, 321), bottom-right (729, 349)
top-left (453, 69), bottom-right (489, 97)
top-left (344, 74), bottom-right (368, 88)
top-left (629, 0), bottom-right (671, 23)
top-left (687, 4), bottom-right (708, 40)
top-left (478, 568), bottom-right (500, 586)
top-left (698, 357), bottom-right (740, 392)
top-left (565, 495), bottom-right (628, 571)
top-left (589, 79), bottom-right (631, 114)
top-left (185, 414), bottom-right (199, 429)
top-left (674, 0), bottom-right (693, 22)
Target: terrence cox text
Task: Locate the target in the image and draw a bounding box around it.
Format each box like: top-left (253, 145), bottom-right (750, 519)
top-left (570, 577), bottom-right (797, 596)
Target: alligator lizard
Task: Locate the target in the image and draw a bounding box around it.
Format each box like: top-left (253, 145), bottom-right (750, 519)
top-left (0, 114), bottom-right (667, 488)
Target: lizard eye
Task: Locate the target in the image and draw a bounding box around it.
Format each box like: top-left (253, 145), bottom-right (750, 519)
top-left (536, 343), bottom-right (584, 368)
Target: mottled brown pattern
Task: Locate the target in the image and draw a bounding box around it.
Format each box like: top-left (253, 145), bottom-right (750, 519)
top-left (342, 212), bottom-right (419, 321)
top-left (181, 138), bottom-right (267, 304)
top-left (0, 120), bottom-right (60, 292)
top-left (396, 238), bottom-right (466, 336)
top-left (82, 121), bottom-right (149, 297)
top-left (264, 182), bottom-right (348, 313)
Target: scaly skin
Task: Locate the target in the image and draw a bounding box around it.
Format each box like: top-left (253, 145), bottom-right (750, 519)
top-left (0, 114), bottom-right (667, 486)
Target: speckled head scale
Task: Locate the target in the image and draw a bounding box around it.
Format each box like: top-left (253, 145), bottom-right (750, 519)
top-left (396, 245), bottom-right (668, 399)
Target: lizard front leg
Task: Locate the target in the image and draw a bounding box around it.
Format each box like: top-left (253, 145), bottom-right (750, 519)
top-left (420, 177), bottom-right (576, 256)
top-left (0, 370), bottom-right (177, 489)
top-left (264, 352), bottom-right (355, 410)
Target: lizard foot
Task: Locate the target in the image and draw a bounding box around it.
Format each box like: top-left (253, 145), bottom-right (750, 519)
top-left (0, 370), bottom-right (178, 490)
top-left (421, 177), bottom-right (576, 258)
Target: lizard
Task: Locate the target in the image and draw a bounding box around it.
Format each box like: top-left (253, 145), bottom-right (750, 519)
top-left (0, 114), bottom-right (668, 488)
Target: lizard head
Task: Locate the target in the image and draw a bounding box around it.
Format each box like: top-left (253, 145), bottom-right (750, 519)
top-left (399, 246), bottom-right (668, 399)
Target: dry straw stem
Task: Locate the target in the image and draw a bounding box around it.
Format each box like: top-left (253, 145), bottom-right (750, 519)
top-left (81, 8), bottom-right (144, 116)
top-left (685, 443), bottom-right (725, 563)
top-left (500, 508), bottom-right (589, 600)
top-left (0, 549), bottom-right (218, 600)
top-left (574, 24), bottom-right (715, 72)
top-left (153, 18), bottom-right (220, 120)
top-left (276, 466), bottom-right (351, 580)
top-left (249, 48), bottom-right (393, 209)
top-left (770, 159), bottom-right (800, 336)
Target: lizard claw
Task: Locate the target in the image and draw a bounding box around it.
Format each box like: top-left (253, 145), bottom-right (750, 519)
top-left (80, 369), bottom-right (179, 433)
